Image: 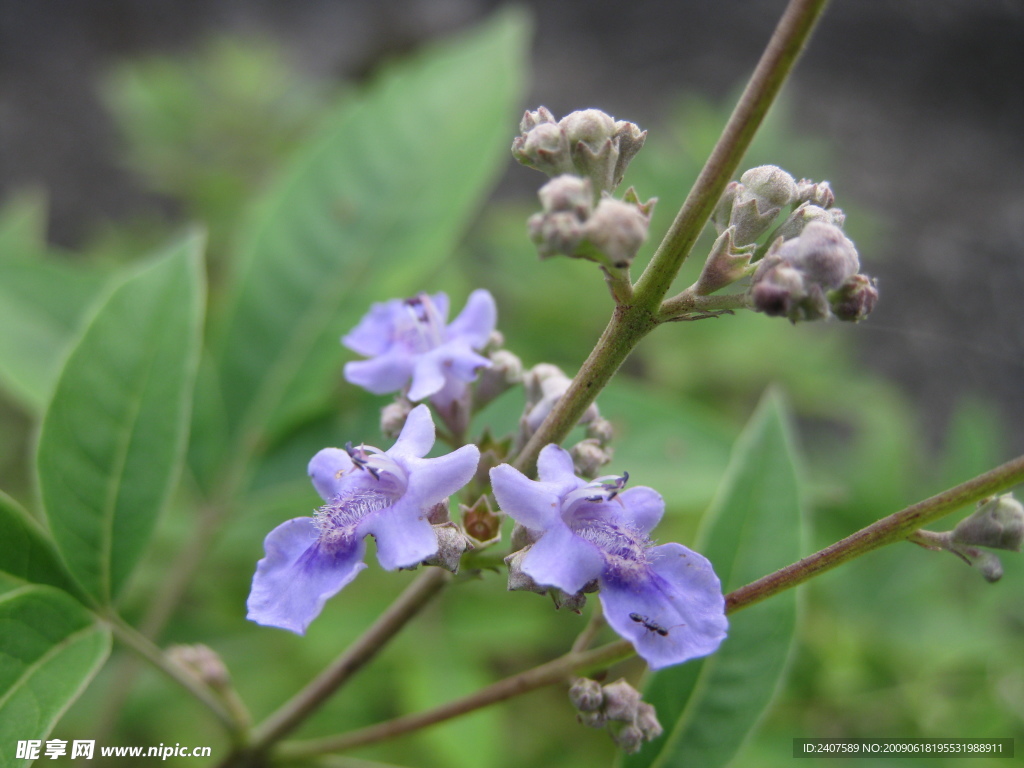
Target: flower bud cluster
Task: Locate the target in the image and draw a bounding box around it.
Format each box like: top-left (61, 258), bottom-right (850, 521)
top-left (749, 221), bottom-right (878, 323)
top-left (513, 107), bottom-right (646, 196)
top-left (515, 108), bottom-right (654, 275)
top-left (569, 678), bottom-right (663, 754)
top-left (528, 176), bottom-right (654, 270)
top-left (698, 165), bottom-right (875, 317)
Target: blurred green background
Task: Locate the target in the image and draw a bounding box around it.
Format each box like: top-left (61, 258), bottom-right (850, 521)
top-left (0, 4), bottom-right (1021, 767)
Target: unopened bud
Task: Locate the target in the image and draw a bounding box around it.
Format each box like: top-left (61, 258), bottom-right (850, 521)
top-left (740, 165), bottom-right (796, 210)
top-left (635, 702), bottom-right (663, 740)
top-left (538, 174), bottom-right (593, 216)
top-left (613, 724), bottom-right (644, 754)
top-left (829, 273), bottom-right (879, 322)
top-left (781, 221), bottom-right (860, 289)
top-left (601, 679), bottom-right (641, 722)
top-left (572, 438), bottom-right (614, 479)
top-left (569, 678), bottom-right (605, 712)
top-left (612, 120), bottom-right (647, 188)
top-left (512, 107), bottom-right (574, 177)
top-left (380, 399), bottom-right (414, 439)
top-left (166, 644), bottom-right (230, 690)
top-left (963, 547), bottom-right (1005, 583)
top-left (586, 416), bottom-right (615, 445)
top-left (953, 494), bottom-right (1024, 552)
top-left (579, 197), bottom-right (650, 269)
top-left (794, 178), bottom-right (835, 209)
top-left (562, 109), bottom-right (618, 194)
top-left (551, 587), bottom-right (589, 613)
top-left (474, 348), bottom-right (524, 409)
top-left (577, 710), bottom-right (607, 729)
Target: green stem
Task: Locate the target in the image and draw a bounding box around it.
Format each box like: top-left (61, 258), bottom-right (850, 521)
top-left (104, 613), bottom-right (243, 741)
top-left (248, 568), bottom-right (451, 752)
top-left (511, 0), bottom-right (829, 475)
top-left (658, 290), bottom-right (750, 320)
top-left (276, 454), bottom-right (1024, 759)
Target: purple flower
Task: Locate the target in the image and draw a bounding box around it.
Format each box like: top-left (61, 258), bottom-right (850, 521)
top-left (490, 446), bottom-right (727, 669)
top-left (343, 290), bottom-right (496, 408)
top-left (247, 405), bottom-right (479, 634)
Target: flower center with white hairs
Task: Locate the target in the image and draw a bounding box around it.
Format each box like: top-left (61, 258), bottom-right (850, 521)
top-left (313, 445), bottom-right (408, 551)
top-left (393, 293), bottom-right (446, 354)
top-left (563, 472), bottom-right (651, 579)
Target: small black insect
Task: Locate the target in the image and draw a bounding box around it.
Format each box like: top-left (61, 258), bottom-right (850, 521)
top-left (629, 612), bottom-right (670, 637)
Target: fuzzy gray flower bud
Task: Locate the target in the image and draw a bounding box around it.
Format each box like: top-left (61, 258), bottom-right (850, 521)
top-left (569, 678), bottom-right (605, 713)
top-left (166, 644), bottom-right (230, 691)
top-left (513, 107), bottom-right (645, 195)
top-left (602, 679), bottom-right (642, 722)
top-left (572, 438), bottom-right (614, 479)
top-left (794, 178), bottom-right (835, 209)
top-left (474, 348), bottom-right (524, 410)
top-left (780, 221), bottom-right (859, 289)
top-left (740, 165), bottom-right (797, 210)
top-left (512, 107), bottom-right (574, 177)
top-left (380, 399), bottom-right (414, 439)
top-left (580, 197), bottom-right (650, 269)
top-left (953, 494), bottom-right (1024, 552)
top-left (829, 274), bottom-right (879, 323)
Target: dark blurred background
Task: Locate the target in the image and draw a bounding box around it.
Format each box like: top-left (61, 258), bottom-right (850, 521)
top-left (1, 0), bottom-right (1022, 449)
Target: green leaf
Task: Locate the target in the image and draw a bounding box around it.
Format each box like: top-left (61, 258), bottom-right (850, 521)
top-left (214, 10), bottom-right (528, 462)
top-left (624, 390), bottom-right (805, 768)
top-left (0, 255), bottom-right (110, 414)
top-left (0, 585), bottom-right (110, 767)
top-left (37, 232), bottom-right (206, 604)
top-left (0, 491), bottom-right (84, 602)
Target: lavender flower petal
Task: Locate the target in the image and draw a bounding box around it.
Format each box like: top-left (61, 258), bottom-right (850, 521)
top-left (522, 523), bottom-right (604, 595)
top-left (344, 354), bottom-right (414, 395)
top-left (307, 448), bottom-right (354, 501)
top-left (389, 403), bottom-right (435, 459)
top-left (599, 543), bottom-right (728, 669)
top-left (359, 497), bottom-right (439, 570)
top-left (247, 518), bottom-right (367, 634)
top-left (446, 289), bottom-right (497, 349)
top-left (536, 443), bottom-right (581, 486)
top-left (615, 487), bottom-right (664, 535)
top-left (491, 463), bottom-right (564, 531)
top-left (403, 444), bottom-right (481, 506)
